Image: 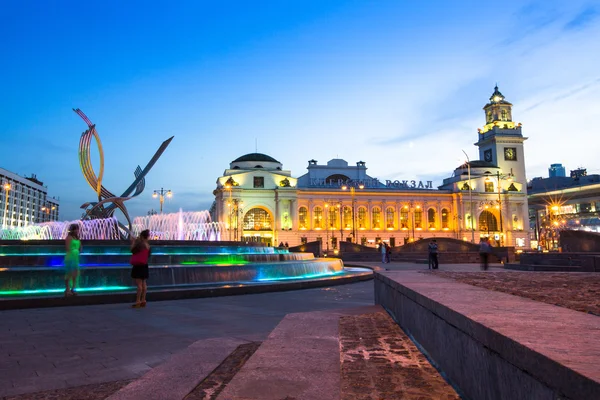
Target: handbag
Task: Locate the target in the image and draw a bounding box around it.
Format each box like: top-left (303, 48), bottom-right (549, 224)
top-left (130, 248), bottom-right (149, 266)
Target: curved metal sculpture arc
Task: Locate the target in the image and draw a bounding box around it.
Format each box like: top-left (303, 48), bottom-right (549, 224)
top-left (74, 108), bottom-right (174, 236)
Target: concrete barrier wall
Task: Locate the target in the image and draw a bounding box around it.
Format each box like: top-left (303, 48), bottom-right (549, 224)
top-left (375, 271), bottom-right (600, 400)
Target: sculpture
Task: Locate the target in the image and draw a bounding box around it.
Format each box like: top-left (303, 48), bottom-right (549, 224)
top-left (74, 109), bottom-right (173, 236)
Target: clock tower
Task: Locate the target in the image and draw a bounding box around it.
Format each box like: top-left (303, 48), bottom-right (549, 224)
top-left (476, 85), bottom-right (527, 192)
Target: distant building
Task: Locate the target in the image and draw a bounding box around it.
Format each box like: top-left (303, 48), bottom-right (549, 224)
top-left (548, 163), bottom-right (566, 178)
top-left (570, 168), bottom-right (587, 180)
top-left (528, 172), bottom-right (600, 249)
top-left (0, 168), bottom-right (60, 228)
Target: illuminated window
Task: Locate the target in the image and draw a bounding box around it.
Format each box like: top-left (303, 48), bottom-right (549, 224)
top-left (484, 181), bottom-right (494, 192)
top-left (329, 207), bottom-right (339, 229)
top-left (253, 177), bottom-right (264, 188)
top-left (386, 207), bottom-right (395, 229)
top-left (400, 209), bottom-right (408, 229)
top-left (243, 208), bottom-right (271, 230)
top-left (343, 206), bottom-right (352, 229)
top-left (358, 207), bottom-right (366, 228)
top-left (299, 207), bottom-right (308, 229)
top-left (428, 208), bottom-right (436, 229)
top-left (313, 207), bottom-right (323, 229)
top-left (414, 209), bottom-right (422, 229)
top-left (441, 208), bottom-right (449, 229)
top-left (501, 110), bottom-right (507, 121)
top-left (479, 210), bottom-right (498, 232)
top-left (372, 207), bottom-right (381, 229)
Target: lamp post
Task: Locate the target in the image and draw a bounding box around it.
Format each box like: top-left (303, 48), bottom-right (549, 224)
top-left (231, 199), bottom-right (243, 241)
top-left (462, 150), bottom-right (475, 243)
top-left (324, 201), bottom-right (330, 253)
top-left (2, 182), bottom-right (11, 229)
top-left (152, 188), bottom-right (172, 213)
top-left (342, 184), bottom-right (364, 243)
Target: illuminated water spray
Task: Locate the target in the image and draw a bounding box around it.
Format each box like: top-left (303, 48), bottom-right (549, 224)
top-left (0, 210), bottom-right (225, 240)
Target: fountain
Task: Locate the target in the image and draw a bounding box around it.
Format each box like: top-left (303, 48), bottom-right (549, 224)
top-left (0, 212), bottom-right (371, 299)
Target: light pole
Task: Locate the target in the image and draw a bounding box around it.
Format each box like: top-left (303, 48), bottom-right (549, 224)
top-left (342, 184), bottom-right (364, 243)
top-left (231, 199), bottom-right (243, 241)
top-left (152, 188), bottom-right (172, 213)
top-left (2, 182), bottom-right (11, 229)
top-left (324, 201), bottom-right (330, 253)
top-left (462, 150), bottom-right (475, 243)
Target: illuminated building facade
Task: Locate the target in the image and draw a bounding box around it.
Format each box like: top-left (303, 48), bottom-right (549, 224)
top-left (0, 168), bottom-right (60, 228)
top-left (528, 170), bottom-right (600, 250)
top-left (212, 87), bottom-right (530, 249)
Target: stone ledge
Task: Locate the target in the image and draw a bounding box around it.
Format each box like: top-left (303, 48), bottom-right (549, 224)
top-left (375, 271), bottom-right (600, 400)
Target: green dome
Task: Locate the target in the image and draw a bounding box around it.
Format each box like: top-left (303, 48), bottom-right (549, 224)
top-left (232, 153), bottom-right (280, 163)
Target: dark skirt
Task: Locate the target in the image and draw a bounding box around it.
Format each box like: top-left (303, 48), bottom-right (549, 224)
top-left (131, 264), bottom-right (149, 280)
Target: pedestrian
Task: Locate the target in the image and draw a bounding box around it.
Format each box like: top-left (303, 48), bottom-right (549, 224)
top-left (64, 224), bottom-right (82, 296)
top-left (479, 237), bottom-right (492, 270)
top-left (379, 242), bottom-right (387, 263)
top-left (130, 229), bottom-right (151, 308)
top-left (279, 242), bottom-right (285, 248)
top-left (284, 242), bottom-right (289, 249)
top-left (428, 239), bottom-right (439, 269)
top-left (385, 243), bottom-right (392, 263)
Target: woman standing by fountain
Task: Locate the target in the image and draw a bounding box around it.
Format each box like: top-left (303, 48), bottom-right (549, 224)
top-left (64, 224), bottom-right (81, 296)
top-left (130, 229), bottom-right (151, 308)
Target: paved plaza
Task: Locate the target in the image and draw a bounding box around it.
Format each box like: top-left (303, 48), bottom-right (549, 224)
top-left (0, 262), bottom-right (501, 398)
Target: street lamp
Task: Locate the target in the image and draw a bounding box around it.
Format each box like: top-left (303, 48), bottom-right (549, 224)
top-left (462, 150), bottom-right (475, 243)
top-left (152, 188), bottom-right (172, 213)
top-left (2, 182), bottom-right (11, 229)
top-left (342, 184), bottom-right (364, 243)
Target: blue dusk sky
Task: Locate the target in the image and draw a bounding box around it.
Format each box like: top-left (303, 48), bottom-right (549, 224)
top-left (1, 0), bottom-right (599, 220)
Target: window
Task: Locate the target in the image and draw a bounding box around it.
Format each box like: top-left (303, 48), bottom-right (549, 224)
top-left (243, 208), bottom-right (271, 230)
top-left (441, 208), bottom-right (449, 229)
top-left (329, 207), bottom-right (339, 229)
top-left (253, 177), bottom-right (264, 188)
top-left (313, 207), bottom-right (323, 229)
top-left (414, 209), bottom-right (422, 229)
top-left (479, 210), bottom-right (498, 232)
top-left (485, 181), bottom-right (494, 192)
top-left (299, 207), bottom-right (308, 229)
top-left (343, 206), bottom-right (352, 229)
top-left (501, 110), bottom-right (507, 121)
top-left (400, 209), bottom-right (408, 229)
top-left (358, 207), bottom-right (366, 228)
top-left (372, 208), bottom-right (381, 229)
top-left (427, 208), bottom-right (436, 229)
top-left (386, 207), bottom-right (395, 229)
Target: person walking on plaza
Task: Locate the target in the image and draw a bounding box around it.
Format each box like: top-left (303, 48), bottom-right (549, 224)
top-left (428, 239), bottom-right (439, 269)
top-left (64, 224), bottom-right (82, 296)
top-left (379, 242), bottom-right (387, 263)
top-left (479, 237), bottom-right (492, 271)
top-left (130, 229), bottom-right (151, 308)
top-left (385, 243), bottom-right (392, 263)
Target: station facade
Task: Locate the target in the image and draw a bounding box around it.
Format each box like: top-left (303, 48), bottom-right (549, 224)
top-left (212, 87), bottom-right (530, 249)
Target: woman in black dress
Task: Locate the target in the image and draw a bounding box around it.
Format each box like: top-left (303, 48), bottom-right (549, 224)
top-left (130, 229), bottom-right (151, 308)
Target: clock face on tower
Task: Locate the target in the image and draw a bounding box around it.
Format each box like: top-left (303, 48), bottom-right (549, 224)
top-left (484, 149), bottom-right (493, 162)
top-left (504, 147), bottom-right (517, 161)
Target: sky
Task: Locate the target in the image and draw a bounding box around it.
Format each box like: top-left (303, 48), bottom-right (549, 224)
top-left (1, 0), bottom-right (599, 220)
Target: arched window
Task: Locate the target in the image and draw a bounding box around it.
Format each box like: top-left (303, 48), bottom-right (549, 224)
top-left (414, 208), bottom-right (423, 229)
top-left (313, 207), bottom-right (323, 229)
top-left (441, 208), bottom-right (449, 229)
top-left (386, 207), bottom-right (395, 229)
top-left (400, 208), bottom-right (409, 229)
top-left (428, 208), bottom-right (436, 229)
top-left (358, 207), bottom-right (367, 229)
top-left (329, 206), bottom-right (339, 229)
top-left (299, 207), bottom-right (308, 229)
top-left (343, 206), bottom-right (352, 229)
top-left (479, 210), bottom-right (498, 232)
top-left (372, 207), bottom-right (381, 229)
top-left (243, 208), bottom-right (272, 230)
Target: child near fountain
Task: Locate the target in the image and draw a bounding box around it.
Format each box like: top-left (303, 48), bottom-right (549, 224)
top-left (130, 229), bottom-right (151, 308)
top-left (64, 224), bottom-right (81, 296)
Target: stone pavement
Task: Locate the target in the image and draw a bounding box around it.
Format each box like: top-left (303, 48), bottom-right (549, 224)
top-left (0, 281), bottom-right (373, 398)
top-left (1, 261), bottom-right (490, 398)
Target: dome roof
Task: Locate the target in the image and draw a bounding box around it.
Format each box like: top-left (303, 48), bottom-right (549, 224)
top-left (232, 153), bottom-right (280, 163)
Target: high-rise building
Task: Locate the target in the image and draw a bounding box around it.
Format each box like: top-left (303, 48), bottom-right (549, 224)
top-left (548, 163), bottom-right (566, 177)
top-left (0, 168), bottom-right (60, 229)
